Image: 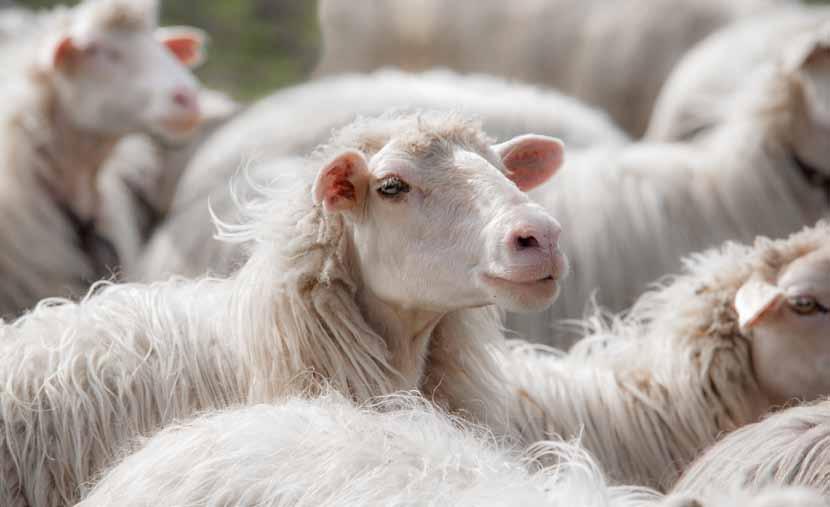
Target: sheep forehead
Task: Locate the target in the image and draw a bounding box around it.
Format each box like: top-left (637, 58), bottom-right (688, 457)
top-left (372, 140), bottom-right (504, 192)
top-left (73, 0), bottom-right (158, 35)
top-left (778, 246), bottom-right (830, 294)
top-left (323, 111), bottom-right (494, 162)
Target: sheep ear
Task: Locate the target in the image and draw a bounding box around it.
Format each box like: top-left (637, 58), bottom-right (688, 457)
top-left (735, 276), bottom-right (784, 332)
top-left (41, 34), bottom-right (78, 70)
top-left (312, 150), bottom-right (370, 213)
top-left (494, 135), bottom-right (564, 192)
top-left (156, 26), bottom-right (206, 68)
top-left (784, 28), bottom-right (830, 126)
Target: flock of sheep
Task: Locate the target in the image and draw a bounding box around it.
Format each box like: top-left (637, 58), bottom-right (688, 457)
top-left (0, 0), bottom-right (829, 505)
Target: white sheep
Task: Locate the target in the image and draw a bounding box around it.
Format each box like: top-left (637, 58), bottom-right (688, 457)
top-left (672, 400), bottom-right (830, 499)
top-left (0, 111), bottom-right (568, 507)
top-left (507, 19), bottom-right (830, 344)
top-left (137, 68), bottom-right (626, 281)
top-left (503, 222), bottom-right (830, 491)
top-left (315, 0), bottom-right (788, 136)
top-left (75, 393), bottom-right (829, 507)
top-left (0, 0), bottom-right (205, 319)
top-left (647, 5), bottom-right (830, 141)
top-left (76, 392), bottom-right (659, 507)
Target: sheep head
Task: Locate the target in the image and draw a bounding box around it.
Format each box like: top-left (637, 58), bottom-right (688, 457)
top-left (736, 243), bottom-right (830, 406)
top-left (36, 0), bottom-right (205, 141)
top-left (311, 114), bottom-right (568, 315)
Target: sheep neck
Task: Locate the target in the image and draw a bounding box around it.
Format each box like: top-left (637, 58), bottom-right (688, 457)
top-left (355, 286), bottom-right (445, 390)
top-left (23, 92), bottom-right (118, 223)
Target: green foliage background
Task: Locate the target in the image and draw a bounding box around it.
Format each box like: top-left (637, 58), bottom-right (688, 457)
top-left (15, 0), bottom-right (830, 101)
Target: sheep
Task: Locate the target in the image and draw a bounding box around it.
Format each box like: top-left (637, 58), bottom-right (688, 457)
top-left (502, 222), bottom-right (830, 492)
top-left (74, 393), bottom-right (829, 507)
top-left (505, 19), bottom-right (830, 344)
top-left (136, 68), bottom-right (625, 281)
top-left (75, 392), bottom-right (659, 507)
top-left (0, 111), bottom-right (569, 507)
top-left (647, 5), bottom-right (830, 141)
top-left (0, 0), bottom-right (205, 319)
top-left (672, 400), bottom-right (830, 499)
top-left (315, 0), bottom-right (788, 136)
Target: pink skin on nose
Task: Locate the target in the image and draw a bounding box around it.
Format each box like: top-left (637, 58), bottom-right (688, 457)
top-left (172, 87), bottom-right (199, 115)
top-left (164, 87), bottom-right (201, 133)
top-left (500, 220), bottom-right (565, 282)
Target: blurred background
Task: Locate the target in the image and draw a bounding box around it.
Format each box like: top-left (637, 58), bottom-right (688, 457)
top-left (14, 0), bottom-right (830, 100)
top-left (19, 0), bottom-right (321, 99)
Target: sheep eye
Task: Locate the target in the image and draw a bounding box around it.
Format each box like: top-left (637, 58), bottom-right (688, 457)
top-left (377, 177), bottom-right (410, 198)
top-left (787, 295), bottom-right (828, 315)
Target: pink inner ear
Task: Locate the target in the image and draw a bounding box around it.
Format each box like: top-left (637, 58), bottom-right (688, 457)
top-left (324, 164), bottom-right (356, 207)
top-left (504, 141), bottom-right (564, 192)
top-left (163, 36), bottom-right (201, 66)
top-left (317, 160), bottom-right (360, 211)
top-left (52, 36), bottom-right (76, 68)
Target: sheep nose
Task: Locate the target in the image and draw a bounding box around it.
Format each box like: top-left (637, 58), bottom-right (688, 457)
top-left (506, 224), bottom-right (560, 253)
top-left (171, 87), bottom-right (199, 115)
top-left (515, 234), bottom-right (540, 251)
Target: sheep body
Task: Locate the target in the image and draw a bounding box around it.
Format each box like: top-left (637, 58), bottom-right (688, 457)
top-left (672, 400), bottom-right (830, 498)
top-left (77, 393), bottom-right (659, 507)
top-left (647, 5), bottom-right (830, 141)
top-left (316, 0), bottom-right (787, 136)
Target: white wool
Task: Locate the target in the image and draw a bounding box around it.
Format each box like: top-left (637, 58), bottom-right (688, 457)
top-left (0, 112), bottom-right (514, 507)
top-left (507, 55), bottom-right (830, 345)
top-left (647, 4), bottom-right (830, 141)
top-left (0, 75), bottom-right (115, 319)
top-left (138, 68), bottom-right (626, 281)
top-left (660, 487), bottom-right (828, 507)
top-left (315, 0), bottom-right (788, 136)
top-left (503, 223), bottom-right (830, 491)
top-left (78, 392), bottom-right (659, 507)
top-left (0, 0), bottom-right (178, 319)
top-left (673, 399), bottom-right (830, 498)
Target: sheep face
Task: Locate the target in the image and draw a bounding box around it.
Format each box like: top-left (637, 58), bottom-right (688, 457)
top-left (38, 5), bottom-right (204, 141)
top-left (736, 245), bottom-right (830, 406)
top-left (313, 134), bottom-right (568, 314)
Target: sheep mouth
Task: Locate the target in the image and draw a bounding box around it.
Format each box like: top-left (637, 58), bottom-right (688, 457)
top-left (480, 273), bottom-right (559, 293)
top-left (161, 115), bottom-right (202, 134)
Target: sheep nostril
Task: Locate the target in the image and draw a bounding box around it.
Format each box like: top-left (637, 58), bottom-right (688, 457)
top-left (516, 235), bottom-right (540, 250)
top-left (172, 89), bottom-right (197, 112)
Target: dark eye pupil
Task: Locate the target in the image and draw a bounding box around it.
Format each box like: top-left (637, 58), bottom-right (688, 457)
top-left (790, 296), bottom-right (817, 314)
top-left (378, 178), bottom-right (409, 197)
